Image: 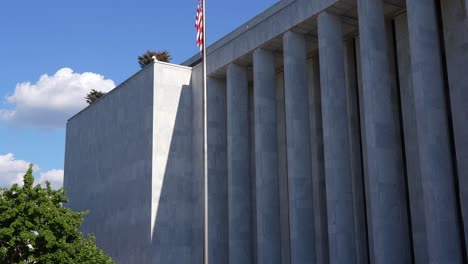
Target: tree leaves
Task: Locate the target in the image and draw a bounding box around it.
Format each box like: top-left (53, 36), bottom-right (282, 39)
top-left (0, 165), bottom-right (114, 264)
top-left (138, 50), bottom-right (172, 68)
top-left (85, 89), bottom-right (107, 105)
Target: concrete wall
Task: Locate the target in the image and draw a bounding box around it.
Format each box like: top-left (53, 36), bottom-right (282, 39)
top-left (64, 65), bottom-right (155, 264)
top-left (151, 62), bottom-right (193, 263)
top-left (65, 62), bottom-right (194, 264)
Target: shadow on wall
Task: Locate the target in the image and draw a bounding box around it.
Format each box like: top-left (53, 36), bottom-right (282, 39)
top-left (151, 84), bottom-right (194, 263)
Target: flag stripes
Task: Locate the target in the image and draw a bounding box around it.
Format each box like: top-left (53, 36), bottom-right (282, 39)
top-left (195, 0), bottom-right (204, 53)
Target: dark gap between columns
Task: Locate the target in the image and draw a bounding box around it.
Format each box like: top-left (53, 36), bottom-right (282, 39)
top-left (391, 19), bottom-right (416, 264)
top-left (352, 37), bottom-right (371, 264)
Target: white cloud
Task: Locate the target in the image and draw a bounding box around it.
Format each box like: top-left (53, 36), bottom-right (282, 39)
top-left (37, 169), bottom-right (64, 190)
top-left (0, 153), bottom-right (33, 187)
top-left (0, 153), bottom-right (62, 189)
top-left (0, 68), bottom-right (115, 128)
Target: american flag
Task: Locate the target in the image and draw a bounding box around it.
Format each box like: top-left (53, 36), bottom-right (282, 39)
top-left (195, 0), bottom-right (204, 53)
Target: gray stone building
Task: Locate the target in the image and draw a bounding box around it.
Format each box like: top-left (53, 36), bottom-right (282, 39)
top-left (64, 0), bottom-right (468, 263)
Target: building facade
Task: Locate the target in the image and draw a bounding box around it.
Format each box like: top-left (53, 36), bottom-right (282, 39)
top-left (64, 0), bottom-right (468, 263)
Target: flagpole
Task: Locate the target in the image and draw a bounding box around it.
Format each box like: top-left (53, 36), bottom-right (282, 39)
top-left (202, 0), bottom-right (208, 263)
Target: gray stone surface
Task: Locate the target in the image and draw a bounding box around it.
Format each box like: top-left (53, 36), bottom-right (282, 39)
top-left (307, 56), bottom-right (329, 264)
top-left (406, 0), bottom-right (463, 262)
top-left (394, 13), bottom-right (429, 264)
top-left (253, 49), bottom-right (282, 264)
top-left (65, 62), bottom-right (194, 264)
top-left (283, 30), bottom-right (316, 264)
top-left (440, 0), bottom-right (468, 257)
top-left (276, 71), bottom-right (291, 264)
top-left (65, 65), bottom-right (154, 264)
top-left (356, 0), bottom-right (411, 263)
top-left (227, 63), bottom-right (253, 264)
top-left (317, 11), bottom-right (356, 264)
top-left (343, 39), bottom-right (369, 264)
top-left (151, 63), bottom-right (193, 263)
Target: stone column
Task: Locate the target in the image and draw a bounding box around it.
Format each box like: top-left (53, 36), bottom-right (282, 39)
top-left (317, 12), bottom-right (357, 264)
top-left (440, 0), bottom-right (468, 257)
top-left (253, 49), bottom-right (282, 264)
top-left (394, 13), bottom-right (429, 264)
top-left (406, 0), bottom-right (463, 262)
top-left (283, 31), bottom-right (316, 264)
top-left (227, 63), bottom-right (253, 264)
top-left (308, 56), bottom-right (329, 264)
top-left (357, 0), bottom-right (411, 263)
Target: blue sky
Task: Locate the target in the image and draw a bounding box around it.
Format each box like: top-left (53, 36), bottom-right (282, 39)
top-left (0, 0), bottom-right (279, 187)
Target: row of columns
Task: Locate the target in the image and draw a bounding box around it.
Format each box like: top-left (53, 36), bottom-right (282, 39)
top-left (207, 0), bottom-right (468, 263)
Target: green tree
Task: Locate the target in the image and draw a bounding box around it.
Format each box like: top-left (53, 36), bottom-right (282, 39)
top-left (0, 165), bottom-right (114, 264)
top-left (85, 89), bottom-right (107, 105)
top-left (138, 50), bottom-right (172, 68)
